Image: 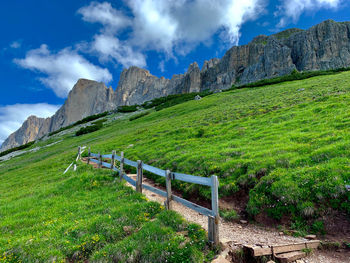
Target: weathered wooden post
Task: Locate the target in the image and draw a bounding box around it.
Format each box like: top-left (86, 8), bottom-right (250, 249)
top-left (111, 150), bottom-right (116, 170)
top-left (87, 147), bottom-right (91, 165)
top-left (77, 146), bottom-right (81, 160)
top-left (98, 152), bottom-right (102, 169)
top-left (165, 170), bottom-right (173, 210)
top-left (119, 152), bottom-right (124, 181)
top-left (208, 175), bottom-right (219, 246)
top-left (136, 160), bottom-right (143, 193)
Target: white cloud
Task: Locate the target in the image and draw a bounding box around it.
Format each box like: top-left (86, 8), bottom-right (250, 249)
top-left (14, 44), bottom-right (112, 98)
top-left (0, 103), bottom-right (60, 146)
top-left (78, 1), bottom-right (131, 33)
top-left (10, 41), bottom-right (21, 49)
top-left (127, 0), bottom-right (265, 49)
top-left (92, 34), bottom-right (146, 68)
top-left (276, 0), bottom-right (343, 27)
top-left (79, 0), bottom-right (266, 66)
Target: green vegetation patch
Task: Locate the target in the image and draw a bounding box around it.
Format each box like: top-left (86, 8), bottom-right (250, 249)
top-left (117, 105), bottom-right (139, 113)
top-left (80, 70), bottom-right (350, 229)
top-left (75, 123), bottom-right (103, 136)
top-left (0, 151), bottom-right (212, 262)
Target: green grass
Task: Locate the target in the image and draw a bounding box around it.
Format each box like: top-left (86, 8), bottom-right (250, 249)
top-left (1, 70), bottom-right (350, 260)
top-left (68, 70), bottom-right (349, 226)
top-left (0, 135), bottom-right (212, 261)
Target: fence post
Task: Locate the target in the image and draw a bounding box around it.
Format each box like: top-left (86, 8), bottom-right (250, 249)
top-left (77, 146), bottom-right (81, 160)
top-left (111, 150), bottom-right (115, 170)
top-left (136, 160), bottom-right (143, 193)
top-left (208, 175), bottom-right (219, 246)
top-left (98, 152), bottom-right (102, 169)
top-left (165, 170), bottom-right (173, 210)
top-left (119, 152), bottom-right (124, 181)
top-left (87, 147), bottom-right (91, 164)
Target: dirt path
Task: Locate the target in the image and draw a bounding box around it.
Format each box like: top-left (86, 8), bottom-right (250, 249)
top-left (82, 159), bottom-right (350, 262)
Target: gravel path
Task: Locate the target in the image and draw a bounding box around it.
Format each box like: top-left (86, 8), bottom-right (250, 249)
top-left (127, 175), bottom-right (350, 263)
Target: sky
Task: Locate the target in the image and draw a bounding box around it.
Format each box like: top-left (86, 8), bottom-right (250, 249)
top-left (0, 0), bottom-right (349, 145)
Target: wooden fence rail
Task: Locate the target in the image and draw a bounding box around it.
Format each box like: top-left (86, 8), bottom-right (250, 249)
top-left (79, 146), bottom-right (220, 246)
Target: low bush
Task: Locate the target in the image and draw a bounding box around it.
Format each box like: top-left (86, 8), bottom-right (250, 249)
top-left (117, 105), bottom-right (138, 113)
top-left (75, 123), bottom-right (103, 136)
top-left (75, 112), bottom-right (108, 125)
top-left (220, 209), bottom-right (239, 222)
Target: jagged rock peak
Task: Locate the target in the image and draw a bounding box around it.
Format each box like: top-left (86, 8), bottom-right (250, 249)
top-left (2, 20), bottom-right (350, 152)
top-left (201, 58), bottom-right (220, 73)
top-left (0, 115), bottom-right (49, 151)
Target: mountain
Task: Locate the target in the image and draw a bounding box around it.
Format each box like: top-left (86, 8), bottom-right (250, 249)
top-left (1, 19), bottom-right (350, 152)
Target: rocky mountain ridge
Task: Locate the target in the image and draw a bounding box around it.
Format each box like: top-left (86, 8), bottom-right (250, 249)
top-left (1, 19), bottom-right (350, 151)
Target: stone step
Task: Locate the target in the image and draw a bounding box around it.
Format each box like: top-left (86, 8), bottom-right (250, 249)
top-left (275, 251), bottom-right (306, 263)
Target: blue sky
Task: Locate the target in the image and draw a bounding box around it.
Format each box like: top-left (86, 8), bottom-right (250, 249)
top-left (0, 0), bottom-right (349, 145)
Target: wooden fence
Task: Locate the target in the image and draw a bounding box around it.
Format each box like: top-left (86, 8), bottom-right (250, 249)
top-left (77, 146), bottom-right (220, 245)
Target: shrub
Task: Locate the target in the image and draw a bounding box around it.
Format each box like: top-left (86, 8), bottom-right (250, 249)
top-left (195, 128), bottom-right (205, 138)
top-left (220, 209), bottom-right (239, 222)
top-left (75, 124), bottom-right (103, 136)
top-left (117, 105), bottom-right (138, 113)
top-left (75, 112), bottom-right (108, 125)
top-left (129, 112), bottom-right (150, 121)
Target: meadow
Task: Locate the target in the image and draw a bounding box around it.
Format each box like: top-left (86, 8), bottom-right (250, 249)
top-left (1, 70), bottom-right (350, 260)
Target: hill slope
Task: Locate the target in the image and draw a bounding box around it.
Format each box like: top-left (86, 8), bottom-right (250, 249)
top-left (54, 70), bottom-right (350, 230)
top-left (1, 70), bottom-right (350, 260)
top-left (2, 19), bottom-right (350, 152)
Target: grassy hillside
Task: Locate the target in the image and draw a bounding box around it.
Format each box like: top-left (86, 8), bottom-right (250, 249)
top-left (77, 71), bottom-right (349, 230)
top-left (1, 70), bottom-right (350, 260)
top-left (0, 141), bottom-right (211, 261)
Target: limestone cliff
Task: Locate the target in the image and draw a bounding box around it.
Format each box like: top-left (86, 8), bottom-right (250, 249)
top-left (1, 79), bottom-right (118, 152)
top-left (1, 116), bottom-right (50, 150)
top-left (49, 79), bottom-right (117, 131)
top-left (1, 20), bottom-right (350, 151)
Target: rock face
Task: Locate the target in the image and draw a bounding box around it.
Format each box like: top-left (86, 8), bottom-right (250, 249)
top-left (1, 79), bottom-right (118, 152)
top-left (1, 20), bottom-right (350, 151)
top-left (1, 116), bottom-right (50, 150)
top-left (115, 62), bottom-right (201, 106)
top-left (49, 79), bottom-right (117, 131)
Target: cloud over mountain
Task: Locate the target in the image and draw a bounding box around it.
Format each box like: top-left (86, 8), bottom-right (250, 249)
top-left (79, 0), bottom-right (266, 65)
top-left (14, 44), bottom-right (112, 98)
top-left (276, 0), bottom-right (343, 27)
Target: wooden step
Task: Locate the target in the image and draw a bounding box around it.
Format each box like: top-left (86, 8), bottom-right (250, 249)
top-left (243, 240), bottom-right (320, 257)
top-left (275, 251), bottom-right (306, 263)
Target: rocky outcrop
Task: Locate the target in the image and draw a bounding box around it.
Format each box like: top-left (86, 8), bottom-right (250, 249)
top-left (49, 79), bottom-right (117, 131)
top-left (1, 116), bottom-right (50, 150)
top-left (1, 79), bottom-right (118, 152)
top-left (1, 20), bottom-right (350, 151)
top-left (115, 62), bottom-right (201, 106)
